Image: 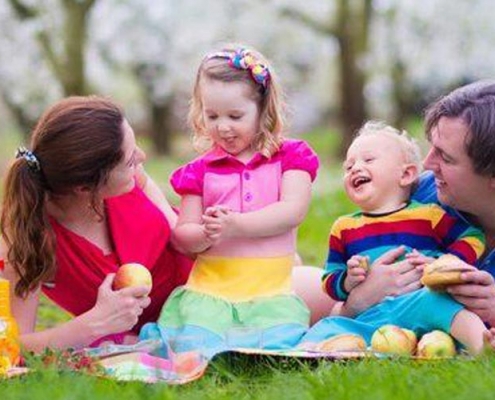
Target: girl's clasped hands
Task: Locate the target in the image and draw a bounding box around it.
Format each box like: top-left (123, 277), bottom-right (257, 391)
top-left (202, 205), bottom-right (234, 246)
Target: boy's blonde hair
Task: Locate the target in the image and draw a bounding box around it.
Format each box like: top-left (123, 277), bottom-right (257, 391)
top-left (188, 45), bottom-right (285, 158)
top-left (356, 121), bottom-right (422, 172)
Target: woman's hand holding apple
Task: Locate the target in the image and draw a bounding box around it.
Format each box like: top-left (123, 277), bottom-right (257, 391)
top-left (86, 273), bottom-right (151, 338)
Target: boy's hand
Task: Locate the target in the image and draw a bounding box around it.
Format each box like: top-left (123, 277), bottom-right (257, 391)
top-left (344, 255), bottom-right (369, 293)
top-left (405, 248), bottom-right (435, 273)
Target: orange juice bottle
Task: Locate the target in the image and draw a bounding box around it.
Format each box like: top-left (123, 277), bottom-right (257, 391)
top-left (0, 276), bottom-right (20, 373)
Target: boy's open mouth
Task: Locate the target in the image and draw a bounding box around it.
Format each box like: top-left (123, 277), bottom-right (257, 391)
top-left (352, 176), bottom-right (371, 189)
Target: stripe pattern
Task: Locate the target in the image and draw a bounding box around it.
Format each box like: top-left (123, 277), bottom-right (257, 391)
top-left (322, 201), bottom-right (485, 300)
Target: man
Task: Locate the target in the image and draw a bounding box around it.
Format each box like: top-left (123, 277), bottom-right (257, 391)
top-left (417, 80), bottom-right (495, 328)
top-left (339, 81), bottom-right (495, 336)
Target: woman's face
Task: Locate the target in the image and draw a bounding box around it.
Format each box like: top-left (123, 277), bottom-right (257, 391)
top-left (100, 119), bottom-right (146, 198)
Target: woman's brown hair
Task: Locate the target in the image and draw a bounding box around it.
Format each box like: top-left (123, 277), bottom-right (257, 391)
top-left (1, 96), bottom-right (125, 297)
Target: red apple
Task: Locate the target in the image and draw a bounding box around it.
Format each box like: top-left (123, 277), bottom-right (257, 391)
top-left (113, 263), bottom-right (152, 293)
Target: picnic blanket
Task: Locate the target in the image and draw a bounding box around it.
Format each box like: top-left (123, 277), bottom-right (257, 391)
top-left (1, 339), bottom-right (357, 383)
top-left (2, 340), bottom-right (466, 383)
top-left (79, 339), bottom-right (373, 384)
top-left (86, 339), bottom-right (208, 384)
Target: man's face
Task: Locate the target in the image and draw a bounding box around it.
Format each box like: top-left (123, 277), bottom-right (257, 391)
top-left (423, 116), bottom-right (493, 216)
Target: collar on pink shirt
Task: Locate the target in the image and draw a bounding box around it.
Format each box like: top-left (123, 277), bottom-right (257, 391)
top-left (202, 146), bottom-right (267, 166)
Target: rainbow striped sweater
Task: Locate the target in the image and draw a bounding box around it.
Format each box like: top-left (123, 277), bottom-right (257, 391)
top-left (322, 201), bottom-right (485, 301)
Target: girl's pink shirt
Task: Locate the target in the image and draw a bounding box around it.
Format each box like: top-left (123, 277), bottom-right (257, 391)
top-left (170, 139), bottom-right (319, 257)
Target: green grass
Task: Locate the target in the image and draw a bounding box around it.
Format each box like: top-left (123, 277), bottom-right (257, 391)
top-left (3, 355), bottom-right (495, 399)
top-left (4, 120), bottom-right (495, 399)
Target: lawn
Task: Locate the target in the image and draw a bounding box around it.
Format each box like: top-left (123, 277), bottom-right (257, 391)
top-left (3, 352), bottom-right (495, 399)
top-left (2, 124), bottom-right (495, 399)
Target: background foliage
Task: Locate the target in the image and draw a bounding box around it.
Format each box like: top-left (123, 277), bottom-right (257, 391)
top-left (2, 1), bottom-right (495, 397)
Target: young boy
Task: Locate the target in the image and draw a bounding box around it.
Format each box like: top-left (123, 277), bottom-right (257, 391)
top-left (301, 121), bottom-right (489, 354)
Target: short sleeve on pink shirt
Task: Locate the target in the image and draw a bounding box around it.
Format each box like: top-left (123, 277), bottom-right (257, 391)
top-left (170, 139), bottom-right (319, 196)
top-left (170, 158), bottom-right (205, 196)
top-left (280, 139), bottom-right (319, 182)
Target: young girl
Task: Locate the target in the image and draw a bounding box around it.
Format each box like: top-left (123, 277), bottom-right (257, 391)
top-left (140, 46), bottom-right (319, 357)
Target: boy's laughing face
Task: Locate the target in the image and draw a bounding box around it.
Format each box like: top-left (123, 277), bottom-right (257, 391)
top-left (343, 133), bottom-right (414, 213)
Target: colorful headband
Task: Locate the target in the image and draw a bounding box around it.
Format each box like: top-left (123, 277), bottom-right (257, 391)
top-left (16, 146), bottom-right (41, 172)
top-left (206, 48), bottom-right (271, 90)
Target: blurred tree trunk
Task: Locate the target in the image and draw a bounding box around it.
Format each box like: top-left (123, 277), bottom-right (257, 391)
top-left (149, 101), bottom-right (174, 155)
top-left (134, 64), bottom-right (174, 155)
top-left (8, 0), bottom-right (96, 96)
top-left (390, 60), bottom-right (409, 130)
top-left (0, 91), bottom-right (36, 139)
top-left (382, 4), bottom-right (408, 130)
top-left (281, 0), bottom-right (373, 157)
top-left (335, 0), bottom-right (371, 156)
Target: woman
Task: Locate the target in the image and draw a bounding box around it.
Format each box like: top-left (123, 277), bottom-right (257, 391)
top-left (0, 96), bottom-right (192, 351)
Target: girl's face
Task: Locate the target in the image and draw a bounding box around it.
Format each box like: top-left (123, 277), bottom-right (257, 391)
top-left (343, 133), bottom-right (412, 213)
top-left (100, 119), bottom-right (146, 198)
top-left (201, 78), bottom-right (260, 161)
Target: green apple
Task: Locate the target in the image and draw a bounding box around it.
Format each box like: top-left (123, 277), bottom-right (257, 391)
top-left (371, 325), bottom-right (417, 355)
top-left (417, 330), bottom-right (456, 358)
